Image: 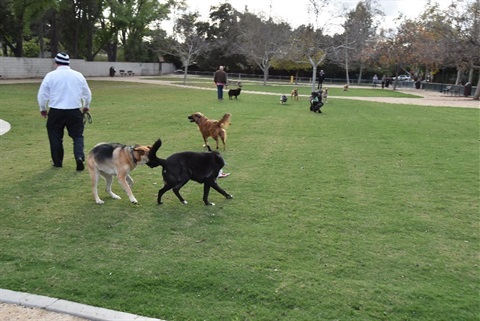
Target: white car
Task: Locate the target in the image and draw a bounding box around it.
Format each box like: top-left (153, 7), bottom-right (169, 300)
top-left (394, 74), bottom-right (411, 81)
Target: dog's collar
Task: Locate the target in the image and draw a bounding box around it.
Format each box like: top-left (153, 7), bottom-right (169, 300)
top-left (130, 146), bottom-right (137, 164)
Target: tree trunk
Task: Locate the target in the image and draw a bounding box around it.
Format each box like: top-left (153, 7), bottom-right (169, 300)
top-left (473, 75), bottom-right (480, 100)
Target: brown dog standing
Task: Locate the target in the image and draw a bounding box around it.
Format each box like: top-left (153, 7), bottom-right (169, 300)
top-left (291, 88), bottom-right (299, 101)
top-left (188, 112), bottom-right (231, 150)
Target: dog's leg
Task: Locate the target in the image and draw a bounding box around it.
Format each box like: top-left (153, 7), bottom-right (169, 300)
top-left (172, 180), bottom-right (189, 204)
top-left (220, 131), bottom-right (227, 150)
top-left (117, 173), bottom-right (138, 204)
top-left (90, 168), bottom-right (105, 204)
top-left (203, 180), bottom-right (233, 205)
top-left (157, 183), bottom-right (173, 204)
top-left (126, 174), bottom-right (134, 187)
top-left (157, 182), bottom-right (188, 205)
top-left (203, 183), bottom-right (213, 205)
top-left (103, 173), bottom-right (122, 200)
top-left (202, 135), bottom-right (211, 150)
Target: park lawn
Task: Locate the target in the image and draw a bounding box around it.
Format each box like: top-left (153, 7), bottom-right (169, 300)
top-left (154, 76), bottom-right (422, 98)
top-left (0, 81), bottom-right (478, 321)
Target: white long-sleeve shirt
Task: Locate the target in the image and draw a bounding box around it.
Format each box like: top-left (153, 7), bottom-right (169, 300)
top-left (37, 66), bottom-right (92, 111)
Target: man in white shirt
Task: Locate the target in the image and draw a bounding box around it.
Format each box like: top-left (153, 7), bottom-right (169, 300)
top-left (37, 52), bottom-right (92, 170)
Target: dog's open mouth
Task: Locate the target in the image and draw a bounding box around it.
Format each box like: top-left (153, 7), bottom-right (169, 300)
top-left (188, 116), bottom-right (195, 122)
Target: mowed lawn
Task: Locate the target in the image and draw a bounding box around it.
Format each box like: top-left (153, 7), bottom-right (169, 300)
top-left (0, 80), bottom-right (478, 321)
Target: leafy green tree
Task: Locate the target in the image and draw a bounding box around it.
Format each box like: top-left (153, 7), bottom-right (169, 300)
top-left (0, 0), bottom-right (54, 57)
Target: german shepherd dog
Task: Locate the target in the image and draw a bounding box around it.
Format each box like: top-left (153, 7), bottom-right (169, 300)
top-left (147, 139), bottom-right (233, 205)
top-left (188, 112), bottom-right (231, 150)
top-left (291, 88), bottom-right (299, 101)
top-left (228, 87), bottom-right (242, 99)
top-left (87, 143), bottom-right (152, 204)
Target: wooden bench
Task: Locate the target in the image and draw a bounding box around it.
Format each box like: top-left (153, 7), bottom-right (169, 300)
top-left (119, 70), bottom-right (126, 76)
top-left (127, 70), bottom-right (135, 76)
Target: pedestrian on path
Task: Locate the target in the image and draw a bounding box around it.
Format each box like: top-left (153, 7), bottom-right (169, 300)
top-left (213, 66), bottom-right (227, 100)
top-left (37, 52), bottom-right (92, 170)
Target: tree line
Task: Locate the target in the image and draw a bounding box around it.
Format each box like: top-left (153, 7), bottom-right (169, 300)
top-left (1, 0), bottom-right (478, 99)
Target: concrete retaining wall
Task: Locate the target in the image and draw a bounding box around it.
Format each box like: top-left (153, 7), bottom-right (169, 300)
top-left (0, 57), bottom-right (176, 79)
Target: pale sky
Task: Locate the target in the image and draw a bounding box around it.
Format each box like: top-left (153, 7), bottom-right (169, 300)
top-left (178, 0), bottom-right (452, 31)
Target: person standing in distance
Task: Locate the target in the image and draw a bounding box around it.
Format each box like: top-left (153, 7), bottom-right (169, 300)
top-left (37, 52), bottom-right (92, 171)
top-left (317, 69), bottom-right (325, 90)
top-left (213, 65), bottom-right (227, 100)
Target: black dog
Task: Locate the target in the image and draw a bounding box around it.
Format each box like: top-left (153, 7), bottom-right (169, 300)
top-left (147, 139), bottom-right (233, 205)
top-left (228, 87), bottom-right (242, 99)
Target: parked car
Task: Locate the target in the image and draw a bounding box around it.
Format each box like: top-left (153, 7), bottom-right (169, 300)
top-left (393, 74), bottom-right (412, 81)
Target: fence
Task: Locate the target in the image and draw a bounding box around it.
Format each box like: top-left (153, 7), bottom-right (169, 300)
top-left (0, 57), bottom-right (175, 79)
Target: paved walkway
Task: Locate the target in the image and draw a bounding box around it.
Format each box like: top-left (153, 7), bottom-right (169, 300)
top-left (0, 289), bottom-right (164, 320)
top-left (0, 76), bottom-right (477, 320)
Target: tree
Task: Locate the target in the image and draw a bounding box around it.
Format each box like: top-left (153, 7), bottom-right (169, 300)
top-left (290, 25), bottom-right (328, 91)
top-left (158, 10), bottom-right (209, 84)
top-left (0, 0), bottom-right (54, 57)
top-left (233, 12), bottom-right (291, 85)
top-left (339, 0), bottom-right (380, 84)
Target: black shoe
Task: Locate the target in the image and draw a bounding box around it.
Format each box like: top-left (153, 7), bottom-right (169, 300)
top-left (52, 164), bottom-right (62, 168)
top-left (76, 159), bottom-right (85, 171)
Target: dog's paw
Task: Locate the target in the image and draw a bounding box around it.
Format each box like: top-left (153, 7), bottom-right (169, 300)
top-left (110, 193), bottom-right (121, 200)
top-left (131, 200), bottom-right (138, 205)
top-left (226, 194), bottom-right (233, 199)
top-left (206, 202), bottom-right (215, 206)
top-left (182, 200), bottom-right (188, 205)
top-left (95, 199), bottom-right (105, 204)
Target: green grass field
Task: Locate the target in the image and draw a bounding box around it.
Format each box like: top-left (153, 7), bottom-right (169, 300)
top-left (0, 80), bottom-right (478, 321)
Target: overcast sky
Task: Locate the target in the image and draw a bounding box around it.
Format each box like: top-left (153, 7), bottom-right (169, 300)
top-left (179, 0), bottom-right (452, 30)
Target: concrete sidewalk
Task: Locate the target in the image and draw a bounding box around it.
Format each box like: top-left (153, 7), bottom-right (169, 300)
top-left (0, 289), bottom-right (165, 321)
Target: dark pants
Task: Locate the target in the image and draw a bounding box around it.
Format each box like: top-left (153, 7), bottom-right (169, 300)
top-left (46, 108), bottom-right (84, 166)
top-left (216, 84), bottom-right (224, 99)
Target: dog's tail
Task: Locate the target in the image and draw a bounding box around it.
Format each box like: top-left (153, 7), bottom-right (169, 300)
top-left (219, 113), bottom-right (231, 129)
top-left (146, 139), bottom-right (166, 168)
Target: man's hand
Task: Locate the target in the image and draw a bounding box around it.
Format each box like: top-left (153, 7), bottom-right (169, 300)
top-left (40, 110), bottom-right (48, 118)
top-left (82, 108), bottom-right (89, 114)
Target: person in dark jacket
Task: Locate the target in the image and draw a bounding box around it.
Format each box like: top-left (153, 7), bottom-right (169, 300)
top-left (213, 66), bottom-right (228, 100)
top-left (317, 70), bottom-right (325, 89)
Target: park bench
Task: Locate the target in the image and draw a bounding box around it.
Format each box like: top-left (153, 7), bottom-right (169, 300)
top-left (127, 70), bottom-right (135, 76)
top-left (442, 85), bottom-right (452, 94)
top-left (119, 70), bottom-right (126, 76)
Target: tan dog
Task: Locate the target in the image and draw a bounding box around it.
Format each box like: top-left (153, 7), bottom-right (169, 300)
top-left (188, 112), bottom-right (231, 150)
top-left (322, 88), bottom-right (328, 102)
top-left (87, 143), bottom-right (152, 204)
top-left (343, 84), bottom-right (349, 91)
top-left (291, 88), bottom-right (299, 101)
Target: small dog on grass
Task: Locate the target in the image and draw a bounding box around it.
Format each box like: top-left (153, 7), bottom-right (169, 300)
top-left (291, 88), bottom-right (299, 101)
top-left (322, 88), bottom-right (328, 102)
top-left (228, 86), bottom-right (242, 99)
top-left (343, 84), bottom-right (349, 91)
top-left (280, 95), bottom-right (288, 104)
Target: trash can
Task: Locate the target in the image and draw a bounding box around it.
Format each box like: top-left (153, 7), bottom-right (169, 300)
top-left (415, 80), bottom-right (421, 89)
top-left (464, 82), bottom-right (472, 97)
top-left (109, 66), bottom-right (116, 77)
